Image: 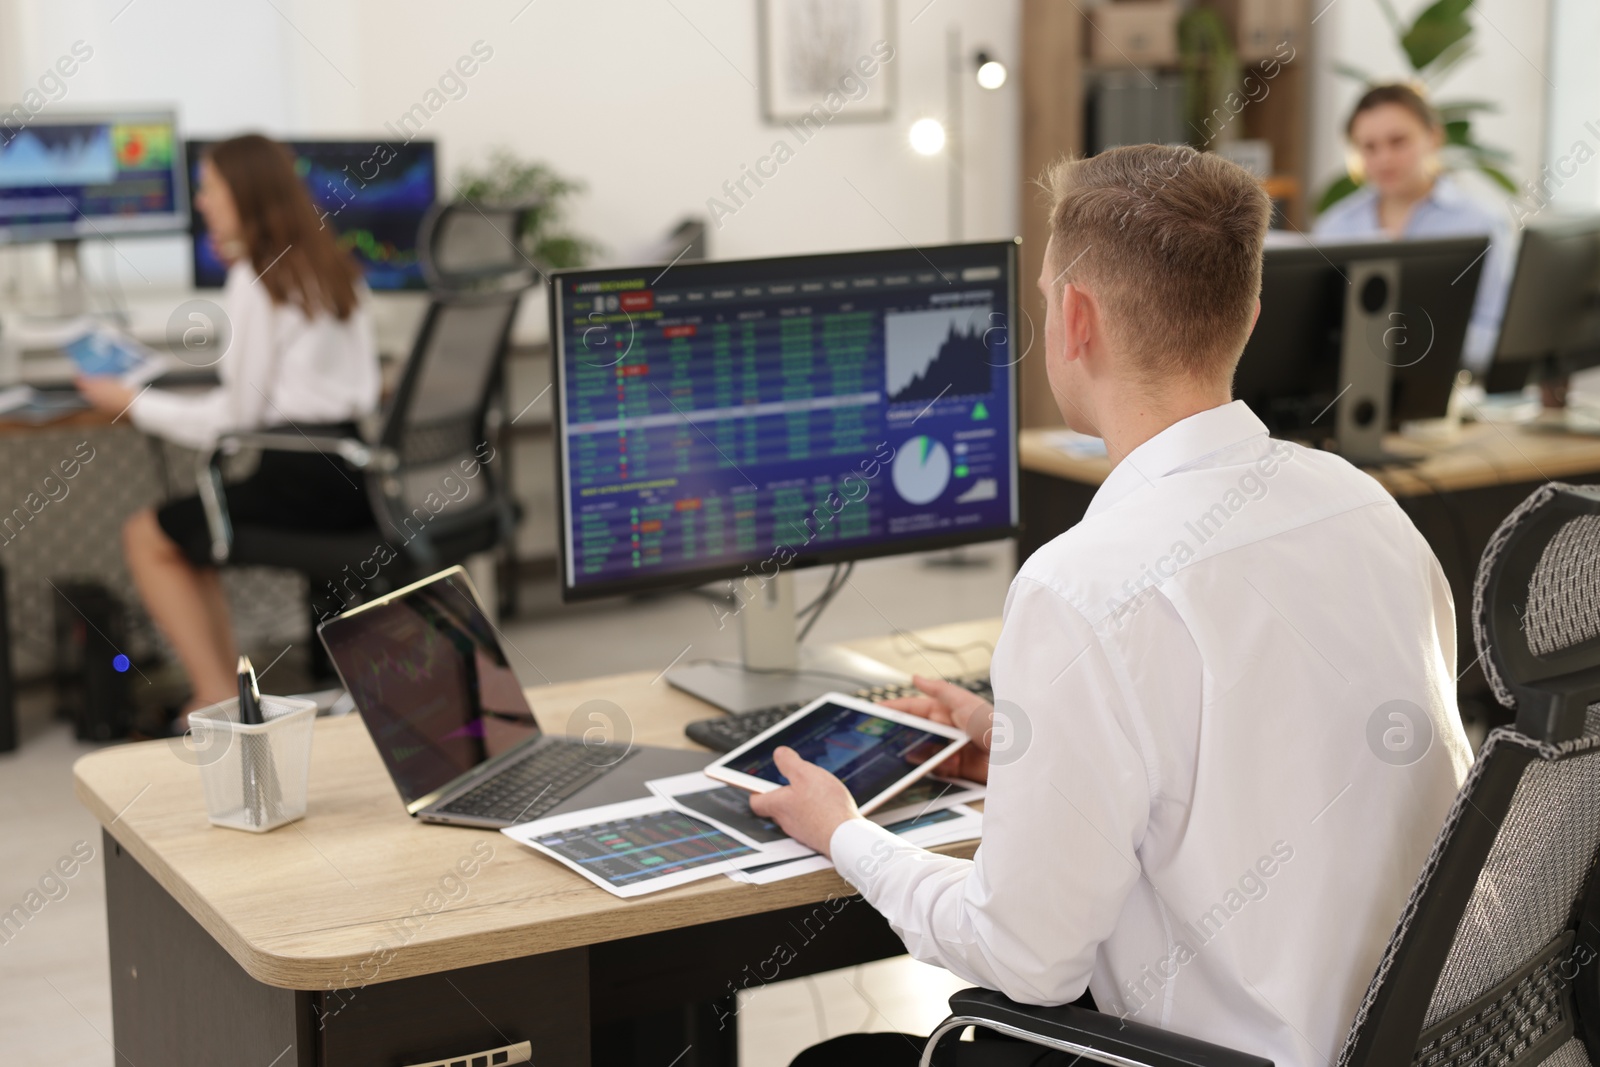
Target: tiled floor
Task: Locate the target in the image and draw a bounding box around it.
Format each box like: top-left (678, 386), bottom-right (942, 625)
top-left (0, 543), bottom-right (1015, 1066)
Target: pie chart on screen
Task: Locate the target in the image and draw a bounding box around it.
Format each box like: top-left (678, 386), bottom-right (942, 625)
top-left (892, 436), bottom-right (951, 505)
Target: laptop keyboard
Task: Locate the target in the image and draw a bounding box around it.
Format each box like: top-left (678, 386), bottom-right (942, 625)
top-left (436, 739), bottom-right (630, 823)
top-left (684, 676), bottom-right (993, 753)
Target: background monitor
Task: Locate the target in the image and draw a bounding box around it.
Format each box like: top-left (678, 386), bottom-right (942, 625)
top-left (0, 110), bottom-right (187, 243)
top-left (1483, 212), bottom-right (1600, 393)
top-left (187, 138), bottom-right (436, 291)
top-left (549, 241), bottom-right (1021, 603)
top-left (1235, 235), bottom-right (1488, 444)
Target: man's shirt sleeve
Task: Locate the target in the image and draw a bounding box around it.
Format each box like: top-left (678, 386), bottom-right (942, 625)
top-left (830, 576), bottom-right (1155, 1005)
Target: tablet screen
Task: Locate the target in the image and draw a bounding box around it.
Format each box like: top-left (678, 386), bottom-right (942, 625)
top-left (721, 701), bottom-right (953, 805)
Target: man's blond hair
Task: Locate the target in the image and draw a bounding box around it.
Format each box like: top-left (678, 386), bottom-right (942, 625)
top-left (1044, 144), bottom-right (1270, 385)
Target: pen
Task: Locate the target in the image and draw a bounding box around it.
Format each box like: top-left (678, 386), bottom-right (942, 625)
top-left (236, 655), bottom-right (282, 826)
top-left (238, 655), bottom-right (263, 725)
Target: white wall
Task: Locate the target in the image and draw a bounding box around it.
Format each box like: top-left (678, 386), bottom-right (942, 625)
top-left (1544, 0), bottom-right (1600, 210)
top-left (0, 0), bottom-right (1021, 296)
top-left (1308, 0), bottom-right (1551, 218)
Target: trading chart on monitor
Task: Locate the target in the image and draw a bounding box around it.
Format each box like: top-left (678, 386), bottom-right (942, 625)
top-left (189, 139), bottom-right (436, 290)
top-left (0, 115), bottom-right (184, 238)
top-left (552, 242), bottom-right (1019, 596)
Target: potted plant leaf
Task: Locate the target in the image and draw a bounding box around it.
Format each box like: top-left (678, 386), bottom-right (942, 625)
top-left (453, 149), bottom-right (600, 270)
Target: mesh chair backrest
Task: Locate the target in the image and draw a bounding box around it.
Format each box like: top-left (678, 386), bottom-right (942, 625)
top-left (1473, 483), bottom-right (1600, 742)
top-left (1334, 482), bottom-right (1600, 1067)
top-left (374, 294), bottom-right (519, 535)
top-left (1335, 722), bottom-right (1600, 1067)
top-left (419, 201), bottom-right (541, 294)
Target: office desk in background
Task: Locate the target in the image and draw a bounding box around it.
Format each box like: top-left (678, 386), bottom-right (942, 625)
top-left (73, 619), bottom-right (998, 1067)
top-left (1017, 421), bottom-right (1600, 712)
top-left (0, 294), bottom-right (560, 748)
top-left (0, 405), bottom-right (182, 751)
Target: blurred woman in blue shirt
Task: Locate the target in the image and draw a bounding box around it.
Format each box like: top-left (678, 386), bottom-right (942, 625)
top-left (1314, 83), bottom-right (1511, 372)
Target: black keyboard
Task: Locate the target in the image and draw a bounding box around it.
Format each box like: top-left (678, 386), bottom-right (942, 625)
top-left (685, 677), bottom-right (994, 753)
top-left (436, 739), bottom-right (629, 823)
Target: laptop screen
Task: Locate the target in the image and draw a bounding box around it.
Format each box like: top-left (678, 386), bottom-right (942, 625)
top-left (318, 569), bottom-right (540, 806)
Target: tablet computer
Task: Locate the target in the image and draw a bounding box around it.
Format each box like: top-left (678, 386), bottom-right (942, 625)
top-left (704, 692), bottom-right (969, 815)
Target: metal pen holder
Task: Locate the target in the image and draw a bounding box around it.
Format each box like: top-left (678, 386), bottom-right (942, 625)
top-left (189, 695), bottom-right (317, 833)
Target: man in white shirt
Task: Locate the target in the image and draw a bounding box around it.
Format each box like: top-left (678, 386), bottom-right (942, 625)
top-left (751, 144), bottom-right (1472, 1066)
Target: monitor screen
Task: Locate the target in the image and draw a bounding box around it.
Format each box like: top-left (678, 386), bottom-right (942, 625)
top-left (188, 138), bottom-right (436, 291)
top-left (1491, 213), bottom-right (1600, 372)
top-left (316, 568), bottom-right (539, 808)
top-left (1236, 235), bottom-right (1487, 436)
top-left (550, 241), bottom-right (1021, 600)
top-left (0, 111), bottom-right (187, 242)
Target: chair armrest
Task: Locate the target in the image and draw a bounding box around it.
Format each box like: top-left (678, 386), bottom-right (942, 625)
top-left (215, 431), bottom-right (379, 470)
top-left (922, 988), bottom-right (1273, 1067)
top-left (195, 431), bottom-right (387, 564)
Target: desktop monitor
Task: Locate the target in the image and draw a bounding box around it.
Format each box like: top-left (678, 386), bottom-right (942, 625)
top-left (550, 241), bottom-right (1021, 601)
top-left (1483, 212), bottom-right (1600, 394)
top-left (187, 138), bottom-right (436, 291)
top-left (0, 110), bottom-right (187, 242)
top-left (1234, 234), bottom-right (1488, 460)
top-left (550, 241), bottom-right (1020, 710)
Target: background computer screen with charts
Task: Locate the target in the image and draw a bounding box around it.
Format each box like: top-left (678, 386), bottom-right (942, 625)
top-left (0, 113), bottom-right (186, 240)
top-left (188, 139), bottom-right (436, 290)
top-left (551, 241), bottom-right (1020, 599)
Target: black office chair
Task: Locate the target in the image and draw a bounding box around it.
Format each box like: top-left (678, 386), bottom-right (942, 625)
top-left (922, 483), bottom-right (1600, 1067)
top-left (197, 202), bottom-right (537, 656)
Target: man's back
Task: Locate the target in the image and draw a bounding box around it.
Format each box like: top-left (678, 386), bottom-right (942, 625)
top-left (769, 145), bottom-right (1471, 1067)
top-left (1001, 401), bottom-right (1471, 1061)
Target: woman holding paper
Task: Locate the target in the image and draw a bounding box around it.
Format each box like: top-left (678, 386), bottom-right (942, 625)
top-left (76, 134), bottom-right (379, 726)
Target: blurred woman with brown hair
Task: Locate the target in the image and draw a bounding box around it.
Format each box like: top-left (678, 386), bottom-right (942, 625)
top-left (77, 133), bottom-right (380, 721)
top-left (1315, 82), bottom-right (1512, 371)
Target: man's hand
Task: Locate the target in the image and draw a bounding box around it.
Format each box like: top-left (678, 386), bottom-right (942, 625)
top-left (75, 375), bottom-right (137, 416)
top-left (881, 674), bottom-right (995, 784)
top-left (747, 746), bottom-right (859, 858)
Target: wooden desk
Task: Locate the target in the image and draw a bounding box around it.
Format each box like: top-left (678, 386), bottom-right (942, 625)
top-left (1018, 421), bottom-right (1600, 710)
top-left (75, 618), bottom-right (999, 1067)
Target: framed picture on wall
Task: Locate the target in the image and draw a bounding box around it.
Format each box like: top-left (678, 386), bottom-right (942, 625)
top-left (758, 0), bottom-right (896, 125)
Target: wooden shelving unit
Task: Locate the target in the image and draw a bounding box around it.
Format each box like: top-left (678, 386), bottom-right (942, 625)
top-left (1017, 0), bottom-right (1313, 429)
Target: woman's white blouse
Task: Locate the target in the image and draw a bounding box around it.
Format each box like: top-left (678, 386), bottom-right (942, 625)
top-left (130, 261), bottom-right (380, 451)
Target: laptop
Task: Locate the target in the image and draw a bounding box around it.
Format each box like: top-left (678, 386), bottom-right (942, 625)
top-left (317, 566), bottom-right (711, 829)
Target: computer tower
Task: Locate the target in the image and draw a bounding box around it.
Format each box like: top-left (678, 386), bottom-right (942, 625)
top-left (53, 580), bottom-right (134, 741)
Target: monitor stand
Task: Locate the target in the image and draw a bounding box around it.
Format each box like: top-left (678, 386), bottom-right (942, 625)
top-left (18, 240), bottom-right (91, 322)
top-left (667, 571), bottom-right (910, 715)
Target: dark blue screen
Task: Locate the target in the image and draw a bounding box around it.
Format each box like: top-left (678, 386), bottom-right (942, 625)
top-left (553, 242), bottom-right (1020, 596)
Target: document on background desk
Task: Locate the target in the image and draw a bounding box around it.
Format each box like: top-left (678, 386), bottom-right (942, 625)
top-left (501, 796), bottom-right (781, 899)
top-left (0, 384), bottom-right (88, 423)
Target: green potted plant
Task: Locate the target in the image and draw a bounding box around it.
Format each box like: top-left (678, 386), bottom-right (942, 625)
top-left (1178, 7), bottom-right (1241, 148)
top-left (453, 150), bottom-right (600, 270)
top-left (1317, 0), bottom-right (1516, 213)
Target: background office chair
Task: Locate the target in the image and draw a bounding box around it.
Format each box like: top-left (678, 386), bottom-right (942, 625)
top-left (198, 202), bottom-right (537, 673)
top-left (921, 482), bottom-right (1600, 1067)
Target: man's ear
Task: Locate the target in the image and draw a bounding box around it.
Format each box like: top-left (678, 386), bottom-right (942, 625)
top-left (1060, 282), bottom-right (1094, 362)
top-left (1251, 298), bottom-right (1261, 331)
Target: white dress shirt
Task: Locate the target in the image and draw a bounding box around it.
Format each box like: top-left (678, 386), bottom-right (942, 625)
top-left (831, 401), bottom-right (1472, 1066)
top-left (131, 261), bottom-right (380, 451)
